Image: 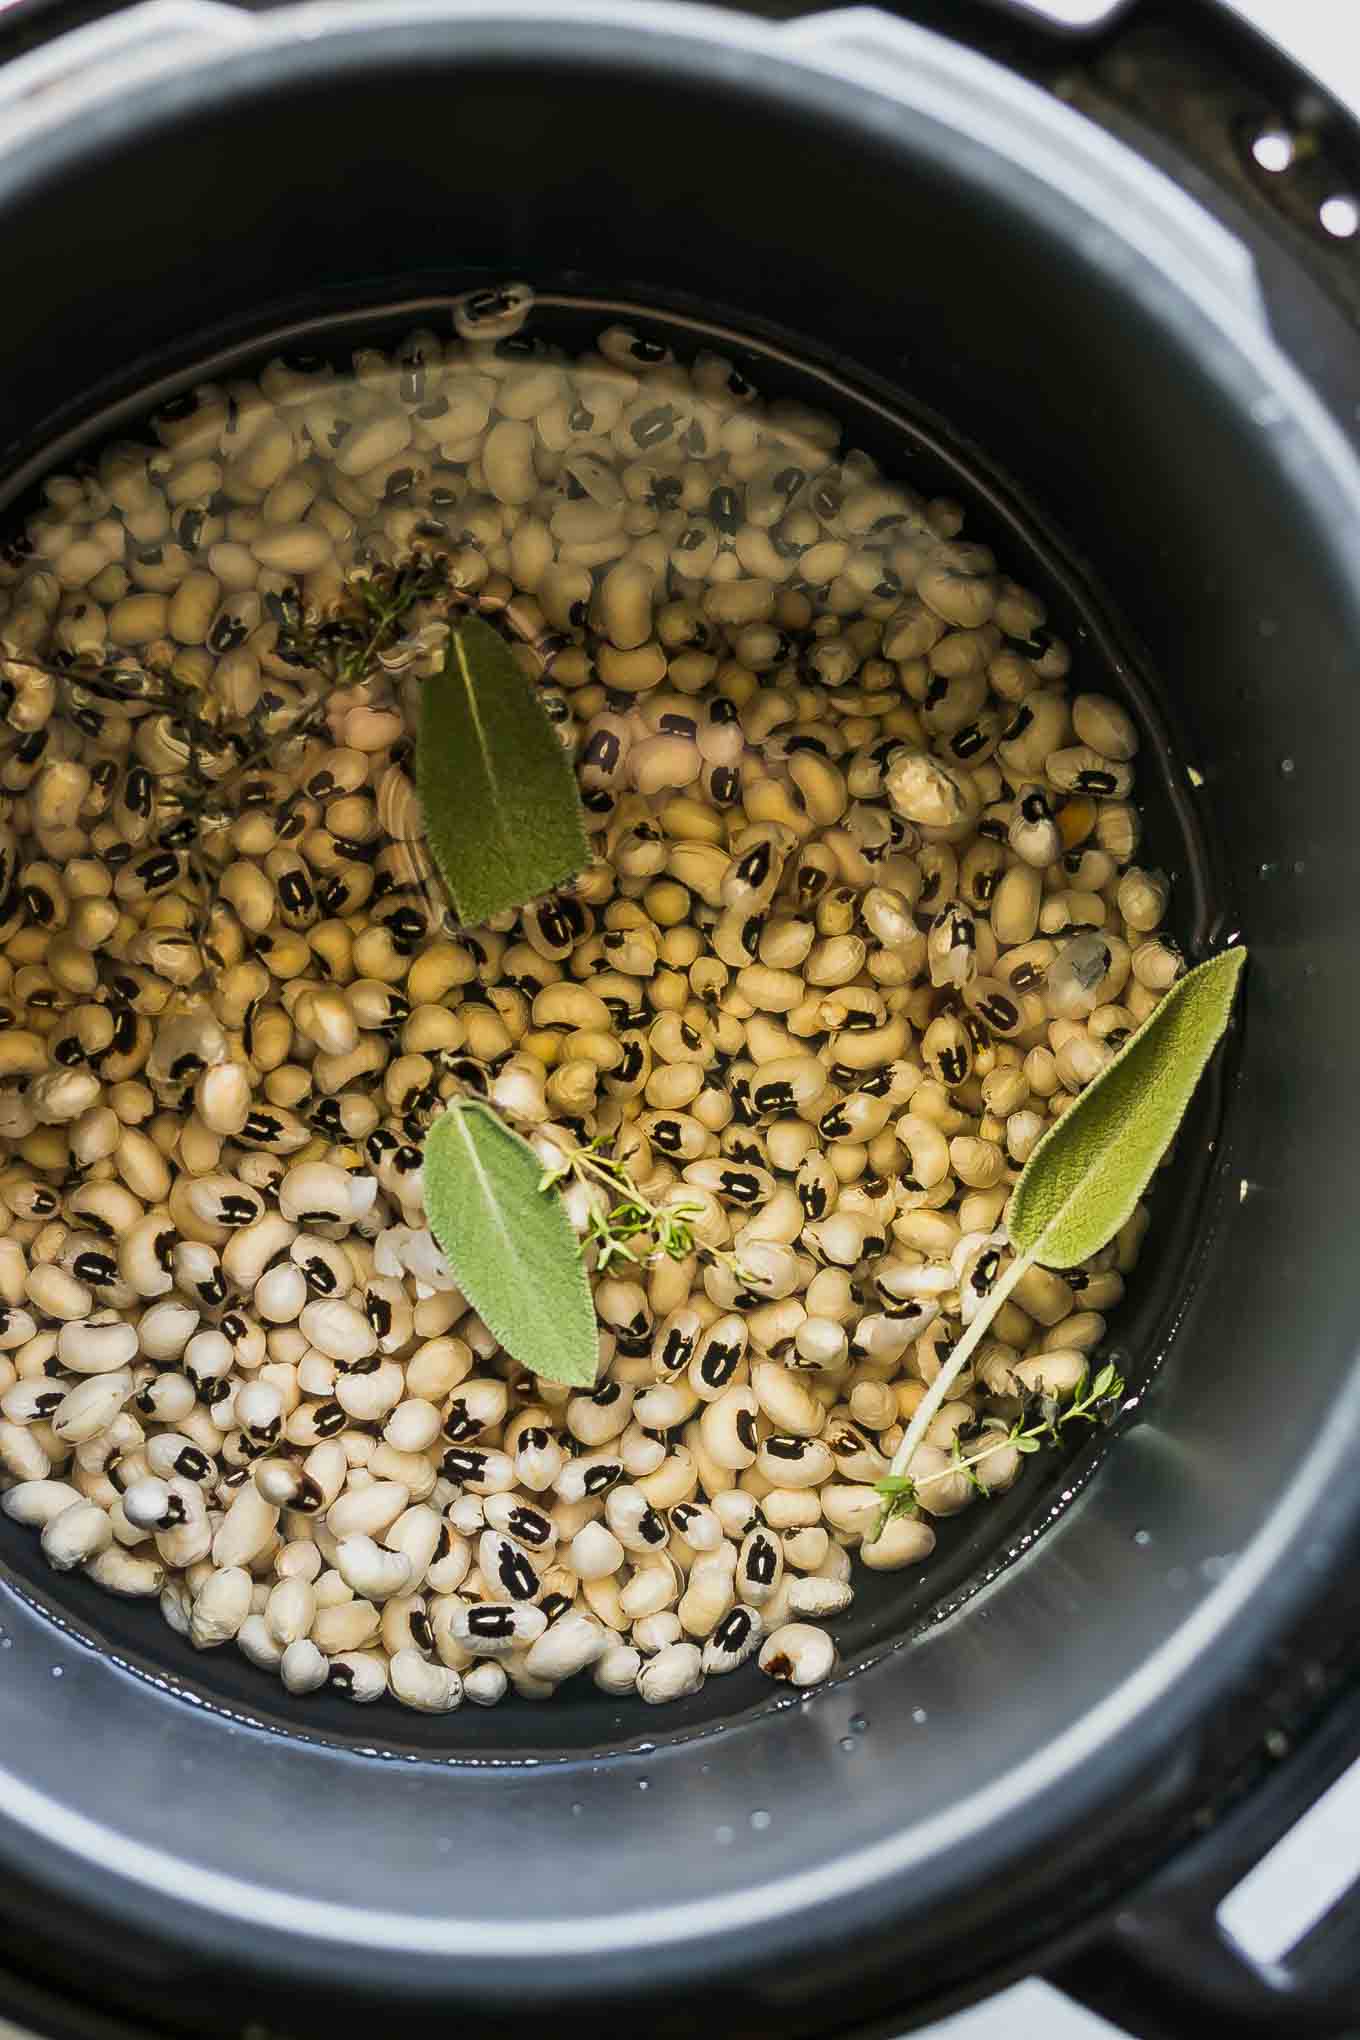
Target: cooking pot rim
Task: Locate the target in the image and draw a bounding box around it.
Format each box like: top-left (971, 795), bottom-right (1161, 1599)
top-left (0, 0), bottom-right (1357, 2007)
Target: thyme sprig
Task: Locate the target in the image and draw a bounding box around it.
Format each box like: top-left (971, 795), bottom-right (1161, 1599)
top-left (537, 1134), bottom-right (753, 1284)
top-left (275, 555), bottom-right (451, 689)
top-left (872, 1360), bottom-right (1126, 1537)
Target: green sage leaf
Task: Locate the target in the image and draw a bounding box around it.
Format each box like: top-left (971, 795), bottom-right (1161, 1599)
top-left (423, 1099), bottom-right (599, 1387)
top-left (419, 615), bottom-right (589, 927)
top-left (1008, 945), bottom-right (1245, 1270)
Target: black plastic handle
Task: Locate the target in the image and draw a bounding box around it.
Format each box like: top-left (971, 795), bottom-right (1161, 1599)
top-left (1051, 1684), bottom-right (1360, 2039)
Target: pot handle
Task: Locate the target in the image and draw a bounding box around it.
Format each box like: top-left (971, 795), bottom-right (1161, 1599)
top-left (1049, 1687), bottom-right (1360, 2038)
top-left (0, 0), bottom-right (257, 153)
top-left (779, 5), bottom-right (1268, 335)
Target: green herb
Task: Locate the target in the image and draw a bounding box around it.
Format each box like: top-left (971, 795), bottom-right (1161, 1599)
top-left (421, 1113), bottom-right (755, 1386)
top-left (537, 1133), bottom-right (751, 1284)
top-left (874, 1361), bottom-right (1126, 1532)
top-left (419, 615), bottom-right (588, 928)
top-left (422, 1098), bottom-right (599, 1388)
top-left (274, 557), bottom-right (449, 689)
top-left (870, 946), bottom-right (1245, 1539)
top-left (1007, 945), bottom-right (1247, 1267)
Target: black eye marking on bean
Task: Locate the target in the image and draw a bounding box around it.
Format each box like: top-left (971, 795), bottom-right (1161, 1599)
top-left (659, 1327), bottom-right (694, 1373)
top-left (490, 1540), bottom-right (538, 1601)
top-left (712, 1607), bottom-right (755, 1654)
top-left (699, 1341), bottom-right (740, 1389)
top-left (744, 1533), bottom-right (779, 1583)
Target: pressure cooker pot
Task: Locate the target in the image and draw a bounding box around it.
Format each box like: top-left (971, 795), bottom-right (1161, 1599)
top-left (0, 2), bottom-right (1358, 2036)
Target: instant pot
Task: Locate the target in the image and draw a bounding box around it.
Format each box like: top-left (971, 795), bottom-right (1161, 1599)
top-left (0, 0), bottom-right (1358, 2034)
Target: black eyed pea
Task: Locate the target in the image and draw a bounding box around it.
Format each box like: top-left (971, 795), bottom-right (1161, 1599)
top-left (637, 1639), bottom-right (704, 1705)
top-left (211, 1484), bottom-right (279, 1570)
top-left (678, 1552), bottom-right (738, 1638)
top-left (567, 1519), bottom-right (625, 1583)
top-left (25, 1264), bottom-right (93, 1321)
top-left (750, 1359), bottom-right (825, 1437)
top-left (524, 1609), bottom-right (609, 1685)
top-left (634, 1441), bottom-right (699, 1511)
top-left (921, 1014), bottom-right (973, 1090)
top-left (38, 1496), bottom-right (113, 1572)
top-left (997, 689), bottom-right (1072, 778)
top-left (52, 1367), bottom-right (134, 1446)
top-left (685, 1314), bottom-right (747, 1401)
top-left (860, 1515), bottom-right (937, 1571)
top-left (703, 1603), bottom-right (763, 1674)
top-left (298, 1297), bottom-right (376, 1366)
top-left (711, 1490), bottom-right (760, 1542)
top-left (152, 1481), bottom-right (213, 1569)
top-left (737, 1525), bottom-right (784, 1607)
top-left (820, 1483), bottom-right (882, 1538)
top-left (280, 1637), bottom-right (329, 1695)
top-left (28, 1070), bottom-right (101, 1128)
top-left (1011, 1349), bottom-right (1100, 1398)
top-left (749, 1055), bottom-right (824, 1118)
top-left (884, 750), bottom-right (981, 841)
top-left (85, 1547), bottom-right (165, 1599)
top-left (449, 1599), bottom-right (548, 1660)
top-left (949, 1136), bottom-right (1007, 1190)
top-left (1072, 691), bottom-right (1138, 762)
top-left (1007, 783), bottom-right (1062, 870)
top-left (785, 1575), bottom-right (854, 1619)
top-left (701, 1379), bottom-right (766, 1476)
top-left (0, 1421), bottom-right (50, 1482)
top-left (909, 1443), bottom-right (976, 1517)
top-left (755, 1434), bottom-right (835, 1489)
top-left (651, 1304), bottom-right (703, 1381)
top-left (335, 1535), bottom-right (414, 1602)
top-left (802, 1210), bottom-right (869, 1270)
top-left (805, 934), bottom-right (867, 989)
top-left (461, 1660), bottom-right (509, 1706)
top-left (2, 1377), bottom-right (66, 1427)
top-left (1130, 936), bottom-right (1182, 994)
top-left (57, 1314), bottom-right (139, 1376)
top-left (311, 1602), bottom-right (383, 1656)
top-left (782, 1526), bottom-right (831, 1571)
top-left (477, 1527), bottom-right (542, 1604)
top-left (789, 751), bottom-right (848, 826)
top-left (2, 1478), bottom-right (81, 1528)
top-left (733, 1241), bottom-right (805, 1302)
top-left (389, 1647), bottom-right (463, 1712)
top-left (1046, 744), bottom-right (1134, 801)
top-left (251, 1260), bottom-right (308, 1329)
top-left (335, 1359), bottom-right (405, 1424)
top-left (962, 975), bottom-right (1025, 1042)
top-left (1042, 1309), bottom-right (1106, 1353)
top-left (1116, 866), bottom-right (1170, 935)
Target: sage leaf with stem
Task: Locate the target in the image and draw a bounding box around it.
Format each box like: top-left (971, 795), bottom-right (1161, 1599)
top-left (423, 1098), bottom-right (599, 1389)
top-left (419, 614), bottom-right (589, 927)
top-left (874, 944), bottom-right (1246, 1533)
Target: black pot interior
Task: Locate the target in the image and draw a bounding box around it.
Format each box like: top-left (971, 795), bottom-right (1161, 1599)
top-left (0, 283), bottom-right (1222, 1754)
top-left (0, 9), bottom-right (1356, 2025)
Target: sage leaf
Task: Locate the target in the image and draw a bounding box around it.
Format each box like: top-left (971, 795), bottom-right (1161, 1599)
top-left (1009, 945), bottom-right (1246, 1269)
top-left (874, 944), bottom-right (1245, 1526)
top-left (418, 616), bottom-right (589, 927)
top-left (423, 1099), bottom-right (599, 1388)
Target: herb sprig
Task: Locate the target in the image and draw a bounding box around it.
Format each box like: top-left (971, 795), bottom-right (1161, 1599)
top-left (275, 556), bottom-right (450, 689)
top-left (868, 947), bottom-right (1244, 1539)
top-left (873, 1361), bottom-right (1126, 1535)
top-left (537, 1133), bottom-right (753, 1285)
